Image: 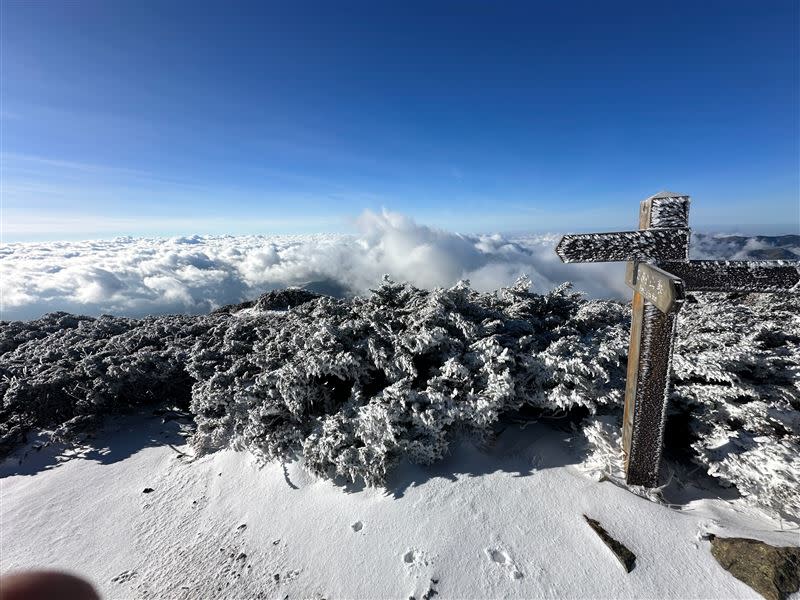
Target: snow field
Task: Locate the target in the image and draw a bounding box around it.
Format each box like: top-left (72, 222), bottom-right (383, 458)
top-left (3, 414), bottom-right (796, 599)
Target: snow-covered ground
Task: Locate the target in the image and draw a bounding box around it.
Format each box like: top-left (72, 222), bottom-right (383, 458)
top-left (3, 413), bottom-right (797, 599)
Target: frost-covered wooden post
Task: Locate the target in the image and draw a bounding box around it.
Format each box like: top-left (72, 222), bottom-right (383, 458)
top-left (557, 191), bottom-right (690, 486)
top-left (620, 193), bottom-right (689, 487)
top-left (555, 191), bottom-right (799, 487)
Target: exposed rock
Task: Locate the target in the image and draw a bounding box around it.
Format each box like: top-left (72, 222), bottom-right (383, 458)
top-left (709, 535), bottom-right (800, 600)
top-left (253, 288), bottom-right (322, 312)
top-left (583, 515), bottom-right (636, 572)
top-left (209, 300), bottom-right (256, 315)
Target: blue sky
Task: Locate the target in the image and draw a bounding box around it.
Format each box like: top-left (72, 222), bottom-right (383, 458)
top-left (1, 0), bottom-right (798, 241)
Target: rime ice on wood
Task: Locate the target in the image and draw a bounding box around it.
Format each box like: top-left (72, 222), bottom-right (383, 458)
top-left (660, 261), bottom-right (800, 292)
top-left (555, 190), bottom-right (800, 487)
top-left (555, 229), bottom-right (690, 263)
top-left (647, 191), bottom-right (691, 227)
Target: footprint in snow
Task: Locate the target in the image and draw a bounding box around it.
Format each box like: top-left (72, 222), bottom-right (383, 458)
top-left (403, 548), bottom-right (432, 573)
top-left (485, 548), bottom-right (523, 580)
top-left (111, 570), bottom-right (137, 584)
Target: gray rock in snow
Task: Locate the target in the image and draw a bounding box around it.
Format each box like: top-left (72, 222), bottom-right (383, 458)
top-left (709, 535), bottom-right (800, 600)
top-left (583, 515), bottom-right (636, 573)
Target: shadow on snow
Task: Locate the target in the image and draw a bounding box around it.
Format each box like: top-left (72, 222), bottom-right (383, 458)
top-left (0, 410), bottom-right (192, 478)
top-left (2, 409), bottom-right (740, 510)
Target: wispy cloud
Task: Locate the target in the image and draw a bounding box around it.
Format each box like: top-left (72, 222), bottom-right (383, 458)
top-left (1, 211), bottom-right (347, 240)
top-left (1, 152), bottom-right (152, 176)
top-left (0, 152), bottom-right (207, 192)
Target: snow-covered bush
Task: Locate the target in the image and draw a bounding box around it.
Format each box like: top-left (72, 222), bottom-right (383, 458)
top-left (670, 293), bottom-right (800, 520)
top-left (0, 281), bottom-right (797, 520)
top-left (0, 312), bottom-right (222, 454)
top-left (0, 311), bottom-right (95, 355)
top-left (581, 292), bottom-right (800, 521)
top-left (186, 278), bottom-right (630, 485)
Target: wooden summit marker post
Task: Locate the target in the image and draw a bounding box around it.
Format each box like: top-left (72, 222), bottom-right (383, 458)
top-left (620, 193), bottom-right (688, 487)
top-left (555, 191), bottom-right (800, 487)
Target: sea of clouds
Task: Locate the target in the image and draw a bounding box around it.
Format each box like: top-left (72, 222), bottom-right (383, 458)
top-left (1, 210), bottom-right (797, 321)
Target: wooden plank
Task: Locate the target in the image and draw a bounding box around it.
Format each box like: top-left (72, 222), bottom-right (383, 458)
top-left (625, 262), bottom-right (686, 313)
top-left (555, 228), bottom-right (689, 263)
top-left (622, 193), bottom-right (690, 487)
top-left (625, 302), bottom-right (681, 486)
top-left (622, 197), bottom-right (656, 474)
top-left (659, 260), bottom-right (800, 292)
top-left (622, 290), bottom-right (644, 464)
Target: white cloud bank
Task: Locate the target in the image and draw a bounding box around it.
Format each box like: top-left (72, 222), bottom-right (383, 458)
top-left (6, 210), bottom-right (789, 321)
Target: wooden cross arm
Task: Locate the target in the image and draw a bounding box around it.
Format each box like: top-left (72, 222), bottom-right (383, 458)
top-left (555, 228), bottom-right (690, 263)
top-left (659, 260), bottom-right (800, 292)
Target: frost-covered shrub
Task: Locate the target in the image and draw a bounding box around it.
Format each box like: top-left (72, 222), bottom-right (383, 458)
top-left (581, 292), bottom-right (800, 521)
top-left (0, 312), bottom-right (221, 454)
top-left (0, 311), bottom-right (95, 355)
top-left (670, 293), bottom-right (800, 520)
top-left (0, 281), bottom-right (797, 521)
top-left (187, 278), bottom-right (630, 485)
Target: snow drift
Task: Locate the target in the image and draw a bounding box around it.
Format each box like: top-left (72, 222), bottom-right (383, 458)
top-left (1, 279), bottom-right (797, 522)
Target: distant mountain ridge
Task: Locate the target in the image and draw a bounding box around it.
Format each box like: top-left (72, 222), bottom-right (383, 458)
top-left (691, 233), bottom-right (800, 260)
